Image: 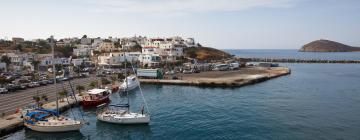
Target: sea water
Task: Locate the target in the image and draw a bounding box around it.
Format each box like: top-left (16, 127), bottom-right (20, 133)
top-left (2, 51), bottom-right (360, 140)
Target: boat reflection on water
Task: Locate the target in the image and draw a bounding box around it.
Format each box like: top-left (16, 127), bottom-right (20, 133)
top-left (95, 120), bottom-right (153, 139)
top-left (24, 129), bottom-right (87, 140)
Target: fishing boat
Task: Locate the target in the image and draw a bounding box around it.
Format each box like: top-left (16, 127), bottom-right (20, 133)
top-left (82, 88), bottom-right (111, 107)
top-left (97, 52), bottom-right (150, 124)
top-left (23, 36), bottom-right (84, 132)
top-left (119, 75), bottom-right (139, 92)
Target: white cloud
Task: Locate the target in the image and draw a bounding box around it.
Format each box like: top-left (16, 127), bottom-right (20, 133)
top-left (87, 0), bottom-right (296, 14)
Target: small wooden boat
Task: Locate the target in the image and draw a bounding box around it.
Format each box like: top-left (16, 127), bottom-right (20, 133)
top-left (82, 88), bottom-right (111, 107)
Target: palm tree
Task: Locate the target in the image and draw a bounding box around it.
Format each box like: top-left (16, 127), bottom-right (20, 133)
top-left (76, 85), bottom-right (85, 96)
top-left (42, 94), bottom-right (48, 102)
top-left (33, 95), bottom-right (41, 108)
top-left (31, 60), bottom-right (40, 71)
top-left (58, 90), bottom-right (68, 102)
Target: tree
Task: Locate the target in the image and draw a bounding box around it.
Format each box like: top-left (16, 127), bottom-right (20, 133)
top-left (55, 45), bottom-right (74, 57)
top-left (89, 81), bottom-right (98, 89)
top-left (58, 90), bottom-right (68, 102)
top-left (110, 75), bottom-right (118, 85)
top-left (55, 64), bottom-right (63, 72)
top-left (82, 35), bottom-right (87, 38)
top-left (92, 50), bottom-right (100, 56)
top-left (33, 96), bottom-right (41, 108)
top-left (15, 44), bottom-right (23, 51)
top-left (0, 76), bottom-right (11, 84)
top-left (101, 77), bottom-right (110, 85)
top-left (31, 60), bottom-right (41, 71)
top-left (42, 94), bottom-right (48, 101)
top-left (76, 85), bottom-right (85, 96)
top-left (117, 73), bottom-right (125, 80)
top-left (1, 55), bottom-right (11, 68)
top-left (188, 50), bottom-right (197, 59)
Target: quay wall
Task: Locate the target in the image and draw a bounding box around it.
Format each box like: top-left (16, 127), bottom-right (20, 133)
top-left (240, 58), bottom-right (360, 64)
top-left (140, 67), bottom-right (291, 87)
top-left (0, 95), bottom-right (83, 137)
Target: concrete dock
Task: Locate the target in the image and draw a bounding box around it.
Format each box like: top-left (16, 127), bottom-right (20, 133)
top-left (0, 94), bottom-right (83, 137)
top-left (241, 57), bottom-right (360, 63)
top-left (140, 67), bottom-right (291, 87)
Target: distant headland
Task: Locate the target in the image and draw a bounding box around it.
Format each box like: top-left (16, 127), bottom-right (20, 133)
top-left (299, 39), bottom-right (360, 52)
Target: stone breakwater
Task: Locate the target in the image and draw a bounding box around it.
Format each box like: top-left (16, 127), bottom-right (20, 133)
top-left (140, 67), bottom-right (291, 87)
top-left (242, 58), bottom-right (360, 64)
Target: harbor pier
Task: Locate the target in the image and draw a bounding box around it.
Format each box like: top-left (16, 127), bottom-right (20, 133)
top-left (140, 67), bottom-right (291, 87)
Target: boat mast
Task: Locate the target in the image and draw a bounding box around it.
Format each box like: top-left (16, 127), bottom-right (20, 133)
top-left (51, 36), bottom-right (59, 116)
top-left (124, 51), bottom-right (130, 113)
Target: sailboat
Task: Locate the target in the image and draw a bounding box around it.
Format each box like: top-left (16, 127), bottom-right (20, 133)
top-left (97, 52), bottom-right (150, 124)
top-left (23, 36), bottom-right (84, 132)
top-left (118, 75), bottom-right (140, 92)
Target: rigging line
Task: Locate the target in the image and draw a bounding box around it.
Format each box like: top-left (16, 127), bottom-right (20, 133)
top-left (62, 82), bottom-right (76, 120)
top-left (129, 60), bottom-right (151, 115)
top-left (68, 80), bottom-right (86, 122)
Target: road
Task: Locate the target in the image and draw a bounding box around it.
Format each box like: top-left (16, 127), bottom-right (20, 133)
top-left (0, 75), bottom-right (102, 116)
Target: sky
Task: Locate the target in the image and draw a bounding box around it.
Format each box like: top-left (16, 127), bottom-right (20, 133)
top-left (0, 0), bottom-right (359, 49)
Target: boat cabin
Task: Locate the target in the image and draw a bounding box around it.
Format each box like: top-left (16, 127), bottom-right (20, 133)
top-left (83, 89), bottom-right (110, 101)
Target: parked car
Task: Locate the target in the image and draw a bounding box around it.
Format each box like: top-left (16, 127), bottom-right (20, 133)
top-left (6, 84), bottom-right (18, 92)
top-left (47, 79), bottom-right (54, 84)
top-left (0, 88), bottom-right (8, 94)
top-left (26, 82), bottom-right (35, 88)
top-left (31, 82), bottom-right (40, 87)
top-left (213, 64), bottom-right (229, 71)
top-left (61, 77), bottom-right (71, 81)
top-left (80, 73), bottom-right (89, 78)
top-left (193, 68), bottom-right (200, 73)
top-left (183, 69), bottom-right (193, 74)
top-left (20, 83), bottom-right (28, 89)
top-left (229, 62), bottom-right (240, 70)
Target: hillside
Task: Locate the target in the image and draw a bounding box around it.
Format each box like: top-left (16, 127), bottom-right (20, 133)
top-left (299, 39), bottom-right (360, 52)
top-left (184, 47), bottom-right (232, 61)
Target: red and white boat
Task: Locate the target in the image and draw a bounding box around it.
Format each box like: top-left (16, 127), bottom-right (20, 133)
top-left (82, 88), bottom-right (112, 107)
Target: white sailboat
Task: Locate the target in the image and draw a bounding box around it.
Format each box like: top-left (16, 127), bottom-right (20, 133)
top-left (97, 52), bottom-right (150, 124)
top-left (23, 36), bottom-right (84, 132)
top-left (119, 75), bottom-right (140, 92)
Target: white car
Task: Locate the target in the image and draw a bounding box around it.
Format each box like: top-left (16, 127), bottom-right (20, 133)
top-left (0, 88), bottom-right (8, 94)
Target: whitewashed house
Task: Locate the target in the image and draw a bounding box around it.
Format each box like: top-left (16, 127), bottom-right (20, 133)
top-left (98, 42), bottom-right (118, 52)
top-left (97, 52), bottom-right (141, 67)
top-left (81, 38), bottom-right (92, 45)
top-left (139, 54), bottom-right (161, 67)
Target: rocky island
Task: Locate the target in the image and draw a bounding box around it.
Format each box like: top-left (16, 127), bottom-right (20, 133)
top-left (299, 39), bottom-right (360, 52)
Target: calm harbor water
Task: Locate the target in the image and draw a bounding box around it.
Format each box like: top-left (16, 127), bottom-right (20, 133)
top-left (225, 49), bottom-right (360, 60)
top-left (2, 50), bottom-right (360, 140)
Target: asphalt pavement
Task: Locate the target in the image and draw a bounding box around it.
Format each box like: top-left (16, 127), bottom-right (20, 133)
top-left (0, 75), bottom-right (102, 116)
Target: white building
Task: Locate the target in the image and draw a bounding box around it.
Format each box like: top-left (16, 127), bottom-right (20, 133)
top-left (72, 58), bottom-right (92, 67)
top-left (139, 54), bottom-right (161, 67)
top-left (73, 48), bottom-right (92, 57)
top-left (12, 37), bottom-right (24, 44)
top-left (98, 42), bottom-right (118, 52)
top-left (97, 52), bottom-right (141, 67)
top-left (185, 38), bottom-right (196, 47)
top-left (142, 46), bottom-right (160, 55)
top-left (81, 38), bottom-right (92, 45)
top-left (92, 38), bottom-right (103, 48)
top-left (0, 62), bottom-right (7, 72)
